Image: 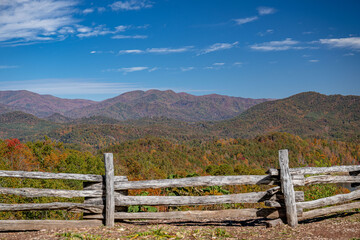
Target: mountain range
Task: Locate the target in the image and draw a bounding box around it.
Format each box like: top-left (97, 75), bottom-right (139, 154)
top-left (0, 90), bottom-right (270, 121)
top-left (0, 90), bottom-right (359, 147)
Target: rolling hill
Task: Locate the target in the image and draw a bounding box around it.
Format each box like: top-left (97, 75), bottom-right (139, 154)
top-left (65, 89), bottom-right (271, 121)
top-left (0, 91), bottom-right (358, 147)
top-left (213, 92), bottom-right (360, 141)
top-left (0, 90), bottom-right (95, 117)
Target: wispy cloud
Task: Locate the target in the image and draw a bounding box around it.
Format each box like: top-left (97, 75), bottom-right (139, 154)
top-left (110, 0), bottom-right (153, 11)
top-left (309, 59), bottom-right (319, 63)
top-left (0, 1), bottom-right (146, 46)
top-left (180, 67), bottom-right (195, 72)
top-left (0, 65), bottom-right (18, 69)
top-left (76, 25), bottom-right (128, 38)
top-left (199, 41), bottom-right (238, 55)
top-left (0, 79), bottom-right (142, 97)
top-left (257, 7), bottom-right (276, 15)
top-left (0, 0), bottom-right (78, 45)
top-left (112, 35), bottom-right (147, 39)
top-left (82, 8), bottom-right (94, 14)
top-left (146, 47), bottom-right (193, 54)
top-left (118, 49), bottom-right (144, 54)
top-left (118, 46), bottom-right (193, 54)
top-left (234, 16), bottom-right (258, 25)
top-left (105, 66), bottom-right (149, 74)
top-left (258, 29), bottom-right (274, 37)
top-left (250, 38), bottom-right (307, 51)
top-left (319, 37), bottom-right (360, 50)
top-left (213, 63), bottom-right (225, 66)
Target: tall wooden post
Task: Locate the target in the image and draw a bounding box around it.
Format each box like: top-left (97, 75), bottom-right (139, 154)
top-left (279, 149), bottom-right (298, 227)
top-left (104, 153), bottom-right (115, 227)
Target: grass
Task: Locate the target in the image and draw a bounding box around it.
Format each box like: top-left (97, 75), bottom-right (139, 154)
top-left (57, 232), bottom-right (110, 240)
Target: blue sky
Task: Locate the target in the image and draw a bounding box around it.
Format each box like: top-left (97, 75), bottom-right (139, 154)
top-left (0, 0), bottom-right (359, 101)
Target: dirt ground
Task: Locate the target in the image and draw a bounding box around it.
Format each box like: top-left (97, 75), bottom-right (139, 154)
top-left (0, 212), bottom-right (359, 240)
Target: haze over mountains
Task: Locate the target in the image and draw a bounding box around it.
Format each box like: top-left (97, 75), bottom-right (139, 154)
top-left (0, 90), bottom-right (270, 121)
top-left (0, 90), bottom-right (359, 146)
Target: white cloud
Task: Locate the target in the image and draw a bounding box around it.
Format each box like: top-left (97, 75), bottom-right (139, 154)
top-left (82, 8), bottom-right (94, 14)
top-left (199, 41), bottom-right (238, 55)
top-left (250, 38), bottom-right (305, 51)
top-left (0, 65), bottom-right (18, 69)
top-left (234, 16), bottom-right (258, 25)
top-left (257, 7), bottom-right (276, 15)
top-left (309, 59), bottom-right (319, 63)
top-left (233, 62), bottom-right (243, 65)
top-left (105, 67), bottom-right (149, 74)
top-left (319, 37), bottom-right (360, 50)
top-left (110, 0), bottom-right (153, 11)
top-left (148, 67), bottom-right (159, 72)
top-left (0, 0), bottom-right (78, 44)
top-left (146, 47), bottom-right (193, 54)
top-left (76, 25), bottom-right (128, 38)
top-left (181, 67), bottom-right (195, 72)
top-left (112, 35), bottom-right (147, 39)
top-left (258, 29), bottom-right (274, 36)
top-left (118, 46), bottom-right (193, 54)
top-left (119, 49), bottom-right (144, 54)
top-left (0, 79), bottom-right (142, 97)
top-left (344, 52), bottom-right (355, 56)
top-left (213, 63), bottom-right (225, 66)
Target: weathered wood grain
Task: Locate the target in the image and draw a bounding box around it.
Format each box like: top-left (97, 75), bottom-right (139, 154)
top-left (297, 189), bottom-right (360, 210)
top-left (83, 208), bottom-right (284, 220)
top-left (114, 175), bottom-right (280, 190)
top-left (114, 191), bottom-right (277, 206)
top-left (304, 175), bottom-right (360, 185)
top-left (299, 201), bottom-right (360, 220)
top-left (104, 153), bottom-right (115, 227)
top-left (267, 165), bottom-right (360, 176)
top-left (0, 220), bottom-right (102, 231)
top-left (0, 202), bottom-right (103, 213)
top-left (0, 170), bottom-right (102, 181)
top-left (0, 187), bottom-right (102, 198)
top-left (279, 149), bottom-right (298, 227)
top-left (0, 170), bottom-right (127, 182)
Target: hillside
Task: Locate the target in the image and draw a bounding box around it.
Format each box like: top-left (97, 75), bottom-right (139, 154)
top-left (0, 91), bottom-right (358, 147)
top-left (0, 90), bottom-right (95, 117)
top-left (0, 111), bottom-right (60, 140)
top-left (213, 92), bottom-right (360, 141)
top-left (65, 89), bottom-right (270, 121)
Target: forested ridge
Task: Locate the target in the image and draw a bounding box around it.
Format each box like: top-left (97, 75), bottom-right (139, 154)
top-left (0, 90), bottom-right (359, 220)
top-left (0, 132), bottom-right (358, 219)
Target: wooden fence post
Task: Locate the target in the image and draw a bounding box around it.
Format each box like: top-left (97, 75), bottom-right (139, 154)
top-left (104, 153), bottom-right (115, 227)
top-left (279, 149), bottom-right (298, 227)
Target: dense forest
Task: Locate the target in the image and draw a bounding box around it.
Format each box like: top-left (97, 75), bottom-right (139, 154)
top-left (0, 132), bottom-right (358, 219)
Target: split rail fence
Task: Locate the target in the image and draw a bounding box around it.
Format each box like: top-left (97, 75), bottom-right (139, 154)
top-left (0, 150), bottom-right (359, 230)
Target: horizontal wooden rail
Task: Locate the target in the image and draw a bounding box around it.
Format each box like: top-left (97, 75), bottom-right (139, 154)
top-left (0, 187), bottom-right (103, 198)
top-left (0, 220), bottom-right (102, 231)
top-left (0, 170), bottom-right (102, 181)
top-left (84, 208), bottom-right (284, 220)
top-left (113, 191), bottom-right (304, 206)
top-left (304, 175), bottom-right (360, 185)
top-left (297, 189), bottom-right (360, 210)
top-left (299, 201), bottom-right (360, 220)
top-left (114, 175), bottom-right (279, 190)
top-left (0, 170), bottom-right (127, 182)
top-left (0, 202), bottom-right (103, 213)
top-left (267, 165), bottom-right (360, 176)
